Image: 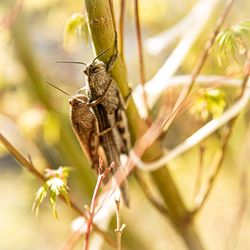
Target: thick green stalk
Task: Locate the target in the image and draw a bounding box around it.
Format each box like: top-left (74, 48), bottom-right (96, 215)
top-left (84, 1), bottom-right (204, 249)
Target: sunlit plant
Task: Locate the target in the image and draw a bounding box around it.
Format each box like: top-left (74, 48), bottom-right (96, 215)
top-left (32, 166), bottom-right (71, 218)
top-left (190, 89), bottom-right (226, 122)
top-left (216, 20), bottom-right (250, 64)
top-left (63, 13), bottom-right (88, 46)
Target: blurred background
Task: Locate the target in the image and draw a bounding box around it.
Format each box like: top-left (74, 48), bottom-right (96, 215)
top-left (0, 0), bottom-right (250, 249)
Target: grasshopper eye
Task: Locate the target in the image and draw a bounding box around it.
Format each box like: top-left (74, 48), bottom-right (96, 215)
top-left (92, 67), bottom-right (100, 73)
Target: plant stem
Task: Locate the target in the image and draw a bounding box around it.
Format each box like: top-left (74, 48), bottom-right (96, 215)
top-left (134, 0), bottom-right (149, 114)
top-left (115, 197), bottom-right (125, 250)
top-left (84, 162), bottom-right (113, 250)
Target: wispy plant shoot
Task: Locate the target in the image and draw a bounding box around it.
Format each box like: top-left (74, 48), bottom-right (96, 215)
top-left (216, 20), bottom-right (250, 64)
top-left (32, 166), bottom-right (72, 218)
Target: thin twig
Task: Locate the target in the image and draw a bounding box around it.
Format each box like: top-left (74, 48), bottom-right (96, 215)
top-left (0, 133), bottom-right (45, 181)
top-left (191, 50), bottom-right (250, 217)
top-left (135, 170), bottom-right (169, 216)
top-left (0, 132), bottom-right (116, 248)
top-left (84, 159), bottom-right (114, 250)
top-left (134, 0), bottom-right (149, 115)
top-left (119, 0), bottom-right (126, 60)
top-left (114, 197), bottom-right (126, 250)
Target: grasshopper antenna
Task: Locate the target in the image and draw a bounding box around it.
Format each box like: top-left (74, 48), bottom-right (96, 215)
top-left (56, 60), bottom-right (87, 66)
top-left (92, 48), bottom-right (111, 63)
top-left (46, 81), bottom-right (71, 96)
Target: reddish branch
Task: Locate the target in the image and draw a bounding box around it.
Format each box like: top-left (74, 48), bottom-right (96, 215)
top-left (84, 159), bottom-right (114, 250)
top-left (134, 0), bottom-right (149, 114)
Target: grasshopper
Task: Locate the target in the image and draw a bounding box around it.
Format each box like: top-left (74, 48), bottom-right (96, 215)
top-left (69, 93), bottom-right (100, 170)
top-left (69, 91), bottom-right (115, 171)
top-left (46, 82), bottom-right (102, 171)
top-left (84, 42), bottom-right (131, 156)
top-left (83, 37), bottom-right (131, 206)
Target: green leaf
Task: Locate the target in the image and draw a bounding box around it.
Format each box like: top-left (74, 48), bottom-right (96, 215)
top-left (47, 177), bottom-right (70, 218)
top-left (32, 184), bottom-right (48, 217)
top-left (190, 89), bottom-right (226, 122)
top-left (32, 167), bottom-right (71, 218)
top-left (216, 20), bottom-right (250, 64)
top-left (63, 13), bottom-right (88, 46)
top-left (49, 188), bottom-right (58, 218)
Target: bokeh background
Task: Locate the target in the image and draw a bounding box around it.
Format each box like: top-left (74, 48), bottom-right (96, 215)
top-left (0, 0), bottom-right (250, 249)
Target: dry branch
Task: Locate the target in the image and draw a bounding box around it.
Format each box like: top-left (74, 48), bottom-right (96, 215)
top-left (84, 160), bottom-right (113, 250)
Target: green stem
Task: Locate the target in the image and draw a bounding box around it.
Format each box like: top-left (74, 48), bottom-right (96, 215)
top-left (84, 1), bottom-right (204, 249)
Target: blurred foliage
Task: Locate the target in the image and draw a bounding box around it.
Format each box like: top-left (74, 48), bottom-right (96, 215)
top-left (216, 20), bottom-right (250, 65)
top-left (63, 13), bottom-right (88, 47)
top-left (42, 112), bottom-right (61, 145)
top-left (190, 89), bottom-right (226, 122)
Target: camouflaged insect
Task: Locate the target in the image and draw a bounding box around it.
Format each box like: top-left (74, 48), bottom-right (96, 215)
top-left (83, 40), bottom-right (131, 206)
top-left (84, 50), bottom-right (131, 156)
top-left (69, 94), bottom-right (100, 169)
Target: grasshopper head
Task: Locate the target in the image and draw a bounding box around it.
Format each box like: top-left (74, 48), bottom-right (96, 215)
top-left (83, 60), bottom-right (106, 76)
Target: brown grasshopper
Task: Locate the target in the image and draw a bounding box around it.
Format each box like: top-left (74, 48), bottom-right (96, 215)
top-left (83, 37), bottom-right (131, 206)
top-left (84, 42), bottom-right (131, 156)
top-left (46, 81), bottom-right (102, 171)
top-left (69, 91), bottom-right (114, 171)
top-left (69, 93), bottom-right (100, 170)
